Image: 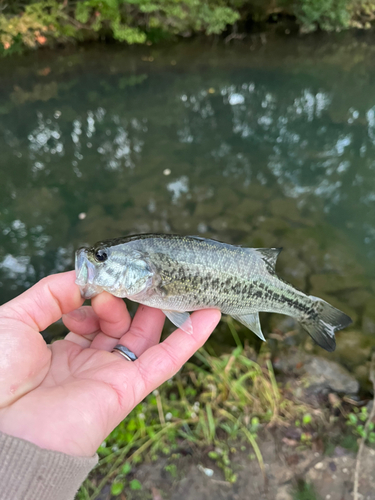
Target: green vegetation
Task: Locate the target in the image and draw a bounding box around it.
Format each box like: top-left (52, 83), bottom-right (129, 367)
top-left (1, 0), bottom-right (375, 54)
top-left (72, 320), bottom-right (372, 499)
top-left (293, 0), bottom-right (351, 32)
top-left (346, 406), bottom-right (375, 444)
top-left (293, 481), bottom-right (321, 500)
top-left (75, 321), bottom-right (309, 499)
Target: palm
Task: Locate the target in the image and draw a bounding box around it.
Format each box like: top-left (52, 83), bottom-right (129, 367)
top-left (0, 272), bottom-right (220, 457)
top-left (0, 341), bottom-right (136, 456)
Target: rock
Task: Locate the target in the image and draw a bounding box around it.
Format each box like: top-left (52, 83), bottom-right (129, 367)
top-left (272, 348), bottom-right (309, 375)
top-left (283, 227), bottom-right (325, 273)
top-left (194, 199), bottom-right (224, 218)
top-left (275, 485), bottom-right (293, 500)
top-left (277, 248), bottom-right (310, 291)
top-left (333, 330), bottom-right (373, 371)
top-left (258, 216), bottom-right (292, 236)
top-left (353, 363), bottom-right (372, 392)
top-left (231, 198), bottom-right (264, 219)
top-left (322, 243), bottom-right (365, 276)
top-left (215, 187), bottom-right (240, 208)
top-left (304, 356), bottom-right (359, 394)
top-left (168, 210), bottom-right (196, 232)
top-left (339, 289), bottom-right (372, 310)
top-left (237, 182), bottom-right (273, 200)
top-left (309, 274), bottom-right (367, 294)
top-left (363, 301), bottom-right (375, 335)
top-left (269, 198), bottom-right (305, 224)
top-left (269, 316), bottom-right (299, 334)
top-left (210, 215), bottom-right (252, 233)
top-left (244, 229), bottom-right (277, 248)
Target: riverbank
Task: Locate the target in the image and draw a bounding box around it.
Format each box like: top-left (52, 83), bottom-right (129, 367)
top-left (1, 0), bottom-right (375, 56)
top-left (76, 340), bottom-right (375, 500)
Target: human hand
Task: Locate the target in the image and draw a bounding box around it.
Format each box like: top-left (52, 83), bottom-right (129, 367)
top-left (0, 271), bottom-right (221, 457)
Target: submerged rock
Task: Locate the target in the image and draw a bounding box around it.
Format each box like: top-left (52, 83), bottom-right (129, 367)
top-left (333, 330), bottom-right (373, 370)
top-left (234, 198), bottom-right (264, 219)
top-left (309, 274), bottom-right (368, 294)
top-left (194, 199), bottom-right (224, 218)
top-left (269, 198), bottom-right (307, 224)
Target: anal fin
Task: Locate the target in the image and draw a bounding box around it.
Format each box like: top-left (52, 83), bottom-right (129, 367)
top-left (232, 312), bottom-right (265, 341)
top-left (162, 310), bottom-right (193, 335)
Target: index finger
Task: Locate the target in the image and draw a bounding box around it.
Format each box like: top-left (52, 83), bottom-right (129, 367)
top-left (0, 271), bottom-right (83, 332)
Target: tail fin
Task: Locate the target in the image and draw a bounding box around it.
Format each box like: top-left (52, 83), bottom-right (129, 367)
top-left (299, 296), bottom-right (352, 352)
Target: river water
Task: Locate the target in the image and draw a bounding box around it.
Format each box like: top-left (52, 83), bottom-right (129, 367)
top-left (0, 35), bottom-right (374, 370)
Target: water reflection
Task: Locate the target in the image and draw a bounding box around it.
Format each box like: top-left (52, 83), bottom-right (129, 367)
top-left (0, 42), bottom-right (374, 333)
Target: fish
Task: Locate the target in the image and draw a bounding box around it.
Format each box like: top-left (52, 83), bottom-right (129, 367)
top-left (75, 233), bottom-right (352, 352)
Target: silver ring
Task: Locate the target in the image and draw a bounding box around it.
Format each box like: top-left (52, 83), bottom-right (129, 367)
top-left (112, 344), bottom-right (138, 362)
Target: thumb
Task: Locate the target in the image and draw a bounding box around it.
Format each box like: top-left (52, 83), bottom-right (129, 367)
top-left (0, 271), bottom-right (83, 407)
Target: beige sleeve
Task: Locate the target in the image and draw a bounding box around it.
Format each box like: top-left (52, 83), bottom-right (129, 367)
top-left (0, 432), bottom-right (98, 500)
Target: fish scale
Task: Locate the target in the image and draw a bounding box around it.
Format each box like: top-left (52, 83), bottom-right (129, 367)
top-left (75, 233), bottom-right (352, 352)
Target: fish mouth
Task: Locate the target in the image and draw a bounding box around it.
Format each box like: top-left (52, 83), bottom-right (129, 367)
top-left (75, 248), bottom-right (101, 299)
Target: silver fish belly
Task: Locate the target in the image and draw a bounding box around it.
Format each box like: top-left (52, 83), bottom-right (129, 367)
top-left (75, 233), bottom-right (352, 352)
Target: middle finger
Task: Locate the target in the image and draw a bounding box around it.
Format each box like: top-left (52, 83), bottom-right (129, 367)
top-left (113, 304), bottom-right (166, 356)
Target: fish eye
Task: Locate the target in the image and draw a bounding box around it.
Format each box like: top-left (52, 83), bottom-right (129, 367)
top-left (95, 249), bottom-right (108, 262)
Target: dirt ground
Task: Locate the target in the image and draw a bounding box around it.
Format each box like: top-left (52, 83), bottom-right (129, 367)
top-left (97, 431), bottom-right (375, 500)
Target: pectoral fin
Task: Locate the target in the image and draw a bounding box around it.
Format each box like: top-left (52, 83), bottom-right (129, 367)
top-left (162, 310), bottom-right (193, 335)
top-left (232, 312), bottom-right (265, 341)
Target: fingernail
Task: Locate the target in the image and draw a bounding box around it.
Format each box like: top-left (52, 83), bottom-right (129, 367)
top-left (65, 308), bottom-right (86, 322)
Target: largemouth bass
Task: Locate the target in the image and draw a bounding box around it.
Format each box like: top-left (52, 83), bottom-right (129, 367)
top-left (75, 233), bottom-right (352, 352)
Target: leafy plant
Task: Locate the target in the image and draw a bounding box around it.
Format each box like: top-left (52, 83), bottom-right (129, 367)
top-left (76, 334), bottom-right (310, 499)
top-left (346, 406), bottom-right (375, 444)
top-left (0, 1), bottom-right (63, 52)
top-left (110, 482), bottom-right (124, 496)
top-left (1, 0), bottom-right (374, 54)
top-left (290, 0), bottom-right (351, 32)
top-left (293, 481), bottom-right (320, 500)
top-left (129, 479), bottom-right (142, 490)
top-left (0, 0), bottom-right (245, 52)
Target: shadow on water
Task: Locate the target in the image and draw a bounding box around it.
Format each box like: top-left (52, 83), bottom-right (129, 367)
top-left (0, 34), bottom-right (374, 373)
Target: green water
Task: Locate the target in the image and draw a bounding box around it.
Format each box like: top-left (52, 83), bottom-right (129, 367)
top-left (0, 36), bottom-right (374, 365)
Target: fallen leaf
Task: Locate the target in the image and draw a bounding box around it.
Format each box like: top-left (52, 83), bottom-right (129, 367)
top-left (36, 35), bottom-right (47, 45)
top-left (282, 437), bottom-right (298, 447)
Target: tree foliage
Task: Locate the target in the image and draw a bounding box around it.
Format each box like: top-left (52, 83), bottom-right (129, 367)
top-left (0, 0), bottom-right (374, 53)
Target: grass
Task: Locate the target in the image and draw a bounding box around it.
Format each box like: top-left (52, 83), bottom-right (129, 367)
top-left (76, 320), bottom-right (309, 500)
top-left (293, 481), bottom-right (321, 500)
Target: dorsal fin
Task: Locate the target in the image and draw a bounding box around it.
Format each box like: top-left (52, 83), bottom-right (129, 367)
top-left (254, 248), bottom-right (282, 271)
